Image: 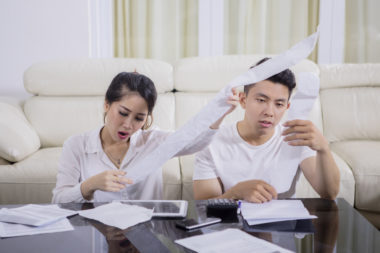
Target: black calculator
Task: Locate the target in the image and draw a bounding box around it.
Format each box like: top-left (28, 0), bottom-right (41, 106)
top-left (206, 199), bottom-right (239, 222)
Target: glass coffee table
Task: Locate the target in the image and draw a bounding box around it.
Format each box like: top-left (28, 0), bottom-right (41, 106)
top-left (0, 198), bottom-right (379, 252)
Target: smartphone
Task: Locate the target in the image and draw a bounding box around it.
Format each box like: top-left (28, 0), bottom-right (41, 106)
top-left (175, 217), bottom-right (222, 230)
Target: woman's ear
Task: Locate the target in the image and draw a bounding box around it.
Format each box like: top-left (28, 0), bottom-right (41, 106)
top-left (239, 92), bottom-right (247, 109)
top-left (104, 101), bottom-right (110, 112)
top-left (142, 114), bottom-right (153, 130)
top-left (103, 101), bottom-right (110, 113)
top-left (103, 101), bottom-right (110, 124)
top-left (287, 102), bottom-right (290, 109)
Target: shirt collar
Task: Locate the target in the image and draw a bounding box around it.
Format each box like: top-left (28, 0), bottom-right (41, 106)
top-left (84, 126), bottom-right (104, 154)
top-left (84, 126), bottom-right (142, 154)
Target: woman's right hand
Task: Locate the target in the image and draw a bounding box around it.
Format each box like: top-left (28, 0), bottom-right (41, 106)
top-left (80, 170), bottom-right (133, 200)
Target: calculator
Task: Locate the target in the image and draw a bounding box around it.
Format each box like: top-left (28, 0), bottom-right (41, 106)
top-left (206, 199), bottom-right (239, 222)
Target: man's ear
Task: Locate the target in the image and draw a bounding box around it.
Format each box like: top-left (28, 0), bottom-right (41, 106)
top-left (287, 102), bottom-right (290, 110)
top-left (239, 92), bottom-right (247, 109)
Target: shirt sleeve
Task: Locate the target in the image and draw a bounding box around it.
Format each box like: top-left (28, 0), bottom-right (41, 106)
top-left (300, 146), bottom-right (316, 162)
top-left (193, 145), bottom-right (218, 180)
top-left (52, 137), bottom-right (86, 203)
top-left (174, 128), bottom-right (218, 157)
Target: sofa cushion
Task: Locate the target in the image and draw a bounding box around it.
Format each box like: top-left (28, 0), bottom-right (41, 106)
top-left (320, 64), bottom-right (380, 143)
top-left (0, 102), bottom-right (40, 162)
top-left (320, 64), bottom-right (380, 89)
top-left (331, 141), bottom-right (380, 212)
top-left (321, 87), bottom-right (380, 142)
top-left (24, 58), bottom-right (174, 95)
top-left (0, 148), bottom-right (60, 204)
top-left (24, 93), bottom-right (175, 148)
top-left (174, 55), bottom-right (319, 92)
top-left (0, 147), bottom-right (182, 203)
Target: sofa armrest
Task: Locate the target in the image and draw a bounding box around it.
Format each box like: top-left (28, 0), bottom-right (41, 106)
top-left (0, 100), bottom-right (40, 162)
top-left (295, 151), bottom-right (355, 205)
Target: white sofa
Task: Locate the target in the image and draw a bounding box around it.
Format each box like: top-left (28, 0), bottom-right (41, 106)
top-left (0, 56), bottom-right (378, 224)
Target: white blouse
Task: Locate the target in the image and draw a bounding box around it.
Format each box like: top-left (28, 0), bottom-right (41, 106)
top-left (52, 126), bottom-right (216, 203)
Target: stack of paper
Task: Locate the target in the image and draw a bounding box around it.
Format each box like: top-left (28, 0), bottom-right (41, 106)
top-left (78, 202), bottom-right (154, 230)
top-left (175, 228), bottom-right (294, 253)
top-left (240, 200), bottom-right (317, 226)
top-left (0, 204), bottom-right (77, 238)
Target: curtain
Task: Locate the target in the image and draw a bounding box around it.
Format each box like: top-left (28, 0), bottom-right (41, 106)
top-left (223, 0), bottom-right (319, 61)
top-left (114, 0), bottom-right (198, 63)
top-left (345, 0), bottom-right (380, 63)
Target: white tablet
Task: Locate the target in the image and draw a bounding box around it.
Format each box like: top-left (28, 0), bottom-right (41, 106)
top-left (115, 200), bottom-right (188, 218)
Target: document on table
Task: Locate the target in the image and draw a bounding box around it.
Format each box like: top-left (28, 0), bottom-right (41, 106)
top-left (0, 218), bottom-right (74, 238)
top-left (240, 200), bottom-right (317, 226)
top-left (78, 202), bottom-right (153, 230)
top-left (0, 204), bottom-right (77, 226)
top-left (175, 228), bottom-right (294, 253)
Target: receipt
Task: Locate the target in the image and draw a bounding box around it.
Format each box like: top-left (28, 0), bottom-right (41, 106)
top-left (287, 73), bottom-right (320, 121)
top-left (266, 73), bottom-right (320, 193)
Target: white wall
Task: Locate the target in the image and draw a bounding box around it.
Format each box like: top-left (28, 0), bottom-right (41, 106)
top-left (0, 0), bottom-right (91, 99)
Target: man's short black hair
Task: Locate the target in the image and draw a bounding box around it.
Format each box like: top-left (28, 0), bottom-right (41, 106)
top-left (244, 57), bottom-right (296, 98)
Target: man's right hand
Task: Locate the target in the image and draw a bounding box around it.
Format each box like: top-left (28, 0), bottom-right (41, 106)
top-left (228, 180), bottom-right (278, 203)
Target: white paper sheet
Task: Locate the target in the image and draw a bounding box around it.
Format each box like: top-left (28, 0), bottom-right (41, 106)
top-left (78, 202), bottom-right (153, 230)
top-left (175, 228), bottom-right (294, 253)
top-left (0, 218), bottom-right (74, 238)
top-left (123, 28), bottom-right (320, 184)
top-left (0, 204), bottom-right (77, 227)
top-left (240, 200), bottom-right (317, 226)
top-left (266, 72), bottom-right (320, 193)
top-left (287, 72), bottom-right (320, 121)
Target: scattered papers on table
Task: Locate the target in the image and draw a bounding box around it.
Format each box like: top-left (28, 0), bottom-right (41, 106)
top-left (175, 228), bottom-right (294, 253)
top-left (78, 202), bottom-right (153, 230)
top-left (0, 204), bottom-right (77, 226)
top-left (0, 218), bottom-right (74, 238)
top-left (240, 200), bottom-right (317, 226)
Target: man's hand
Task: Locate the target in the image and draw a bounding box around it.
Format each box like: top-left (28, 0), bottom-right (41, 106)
top-left (282, 120), bottom-right (329, 152)
top-left (228, 180), bottom-right (278, 203)
top-left (81, 170), bottom-right (133, 200)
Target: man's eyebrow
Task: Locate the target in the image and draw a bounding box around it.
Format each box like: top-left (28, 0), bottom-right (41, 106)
top-left (255, 93), bottom-right (270, 99)
top-left (119, 105), bottom-right (147, 116)
top-left (255, 93), bottom-right (287, 102)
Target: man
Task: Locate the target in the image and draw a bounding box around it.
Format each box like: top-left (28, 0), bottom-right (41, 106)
top-left (193, 58), bottom-right (340, 203)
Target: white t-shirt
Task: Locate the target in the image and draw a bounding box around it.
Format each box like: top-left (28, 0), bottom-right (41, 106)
top-left (193, 123), bottom-right (316, 197)
top-left (52, 126), bottom-right (216, 203)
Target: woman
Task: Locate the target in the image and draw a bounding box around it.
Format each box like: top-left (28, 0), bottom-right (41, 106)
top-left (52, 72), bottom-right (237, 203)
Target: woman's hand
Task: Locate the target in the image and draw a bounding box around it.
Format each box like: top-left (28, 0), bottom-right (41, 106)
top-left (210, 88), bottom-right (240, 129)
top-left (80, 170), bottom-right (133, 200)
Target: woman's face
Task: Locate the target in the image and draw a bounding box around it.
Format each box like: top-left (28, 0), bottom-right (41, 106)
top-left (103, 92), bottom-right (149, 143)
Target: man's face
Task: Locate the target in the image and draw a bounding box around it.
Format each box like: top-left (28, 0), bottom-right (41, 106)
top-left (240, 80), bottom-right (290, 136)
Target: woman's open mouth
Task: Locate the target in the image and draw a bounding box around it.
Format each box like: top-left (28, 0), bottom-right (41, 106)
top-left (118, 131), bottom-right (129, 139)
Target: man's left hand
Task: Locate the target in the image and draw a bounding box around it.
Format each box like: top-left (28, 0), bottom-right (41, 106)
top-left (282, 120), bottom-right (329, 152)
